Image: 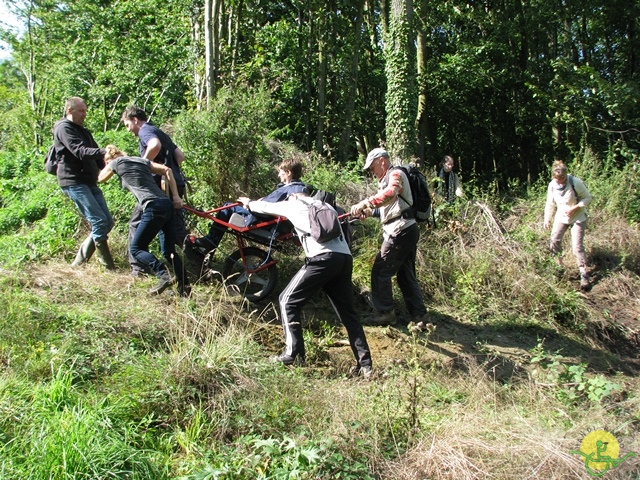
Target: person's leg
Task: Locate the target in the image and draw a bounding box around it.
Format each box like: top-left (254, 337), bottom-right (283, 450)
top-left (370, 235), bottom-right (406, 313)
top-left (570, 220), bottom-right (588, 268)
top-left (61, 184), bottom-right (112, 242)
top-left (549, 221), bottom-right (569, 267)
top-left (323, 255), bottom-right (372, 369)
top-left (277, 257), bottom-right (329, 362)
top-left (62, 184), bottom-right (115, 269)
top-left (128, 204), bottom-right (147, 274)
top-left (395, 226), bottom-right (426, 318)
top-left (159, 207), bottom-right (190, 295)
top-left (89, 185), bottom-right (114, 235)
top-left (173, 185), bottom-right (189, 247)
top-left (196, 204), bottom-right (243, 251)
top-left (571, 219), bottom-right (590, 288)
top-left (130, 201), bottom-right (169, 275)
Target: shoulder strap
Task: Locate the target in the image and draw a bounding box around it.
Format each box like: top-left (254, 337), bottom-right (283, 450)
top-left (568, 175), bottom-right (579, 200)
top-left (392, 166), bottom-right (413, 209)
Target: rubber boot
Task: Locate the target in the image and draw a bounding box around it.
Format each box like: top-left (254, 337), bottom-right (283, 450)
top-left (95, 240), bottom-right (116, 270)
top-left (71, 235), bottom-right (96, 267)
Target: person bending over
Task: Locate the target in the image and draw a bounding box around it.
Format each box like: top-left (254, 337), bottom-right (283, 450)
top-left (99, 145), bottom-right (191, 296)
top-left (350, 148), bottom-right (428, 327)
top-left (237, 192), bottom-right (372, 378)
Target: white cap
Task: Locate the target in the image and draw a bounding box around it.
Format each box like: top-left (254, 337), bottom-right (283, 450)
top-left (363, 148), bottom-right (388, 171)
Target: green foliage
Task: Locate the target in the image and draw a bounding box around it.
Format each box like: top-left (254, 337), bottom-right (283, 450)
top-left (180, 434), bottom-right (373, 480)
top-left (0, 365), bottom-right (167, 479)
top-left (303, 158), bottom-right (362, 197)
top-left (530, 342), bottom-right (621, 404)
top-left (174, 85), bottom-right (276, 208)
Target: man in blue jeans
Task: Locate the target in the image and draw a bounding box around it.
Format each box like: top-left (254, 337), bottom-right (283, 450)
top-left (54, 97), bottom-right (115, 269)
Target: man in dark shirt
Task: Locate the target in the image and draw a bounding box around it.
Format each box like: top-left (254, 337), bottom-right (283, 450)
top-left (122, 106), bottom-right (188, 276)
top-left (54, 97), bottom-right (115, 269)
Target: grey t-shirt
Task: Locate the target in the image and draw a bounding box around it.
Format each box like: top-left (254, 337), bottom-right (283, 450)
top-left (109, 156), bottom-right (167, 209)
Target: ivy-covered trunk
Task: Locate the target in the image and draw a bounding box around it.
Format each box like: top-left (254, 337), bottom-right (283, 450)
top-left (383, 0), bottom-right (417, 163)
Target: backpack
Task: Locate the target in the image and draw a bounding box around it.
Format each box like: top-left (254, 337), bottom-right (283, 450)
top-left (312, 190), bottom-right (352, 247)
top-left (394, 165), bottom-right (433, 224)
top-left (44, 145), bottom-right (59, 175)
top-left (300, 195), bottom-right (343, 243)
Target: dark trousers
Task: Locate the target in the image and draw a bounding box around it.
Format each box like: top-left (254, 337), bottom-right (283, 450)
top-left (129, 185), bottom-right (188, 272)
top-left (130, 198), bottom-right (187, 288)
top-left (371, 223), bottom-right (426, 317)
top-left (279, 253), bottom-right (372, 367)
top-left (202, 204), bottom-right (256, 250)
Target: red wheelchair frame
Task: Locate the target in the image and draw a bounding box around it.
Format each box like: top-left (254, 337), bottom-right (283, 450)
top-left (183, 201), bottom-right (351, 303)
top-left (183, 202), bottom-right (300, 302)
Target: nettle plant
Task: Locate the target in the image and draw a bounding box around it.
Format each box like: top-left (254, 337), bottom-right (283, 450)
top-left (529, 342), bottom-right (621, 404)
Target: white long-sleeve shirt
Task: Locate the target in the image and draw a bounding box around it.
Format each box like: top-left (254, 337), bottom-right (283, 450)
top-left (248, 198), bottom-right (351, 258)
top-left (544, 175), bottom-right (592, 226)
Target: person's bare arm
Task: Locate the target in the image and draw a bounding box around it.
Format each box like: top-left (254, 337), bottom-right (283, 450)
top-left (143, 137), bottom-right (162, 161)
top-left (98, 164), bottom-right (114, 182)
top-left (150, 161), bottom-right (182, 209)
top-left (174, 146), bottom-right (185, 166)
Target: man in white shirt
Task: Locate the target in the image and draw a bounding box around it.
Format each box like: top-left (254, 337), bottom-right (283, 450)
top-left (238, 192), bottom-right (372, 378)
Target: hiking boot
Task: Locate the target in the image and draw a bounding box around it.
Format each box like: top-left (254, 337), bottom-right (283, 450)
top-left (580, 272), bottom-right (590, 290)
top-left (150, 271), bottom-right (174, 295)
top-left (178, 284), bottom-right (192, 298)
top-left (362, 311), bottom-right (397, 326)
top-left (193, 236), bottom-right (217, 254)
top-left (270, 353), bottom-right (305, 366)
top-left (349, 364), bottom-right (373, 379)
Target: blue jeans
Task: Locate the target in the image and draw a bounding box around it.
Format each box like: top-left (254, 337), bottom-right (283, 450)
top-left (130, 198), bottom-right (186, 285)
top-left (61, 184), bottom-right (114, 242)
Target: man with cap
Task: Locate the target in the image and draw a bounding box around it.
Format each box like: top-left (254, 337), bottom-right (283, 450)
top-left (350, 148), bottom-right (428, 326)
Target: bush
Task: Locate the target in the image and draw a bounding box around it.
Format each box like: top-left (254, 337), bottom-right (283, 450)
top-left (173, 85), bottom-right (277, 208)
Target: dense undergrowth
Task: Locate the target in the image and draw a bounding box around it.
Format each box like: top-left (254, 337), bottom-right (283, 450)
top-left (0, 144), bottom-right (639, 479)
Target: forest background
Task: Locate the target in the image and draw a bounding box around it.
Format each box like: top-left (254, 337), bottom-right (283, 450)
top-left (1, 0), bottom-right (638, 187)
top-left (0, 0), bottom-right (639, 479)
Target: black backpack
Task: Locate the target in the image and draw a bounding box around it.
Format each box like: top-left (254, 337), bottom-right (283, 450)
top-left (394, 165), bottom-right (434, 225)
top-left (299, 193), bottom-right (343, 244)
top-left (44, 144), bottom-right (59, 175)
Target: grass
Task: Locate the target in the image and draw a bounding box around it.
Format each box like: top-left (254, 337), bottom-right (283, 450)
top-left (0, 148), bottom-right (639, 478)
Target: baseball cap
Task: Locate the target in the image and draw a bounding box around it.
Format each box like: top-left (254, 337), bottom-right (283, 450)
top-left (363, 148), bottom-right (388, 171)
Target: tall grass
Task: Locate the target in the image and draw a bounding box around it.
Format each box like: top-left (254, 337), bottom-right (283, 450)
top-left (0, 144), bottom-right (638, 478)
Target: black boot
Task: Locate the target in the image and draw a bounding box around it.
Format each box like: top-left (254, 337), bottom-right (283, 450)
top-left (71, 235), bottom-right (96, 267)
top-left (150, 270), bottom-right (174, 295)
top-left (95, 240), bottom-right (116, 270)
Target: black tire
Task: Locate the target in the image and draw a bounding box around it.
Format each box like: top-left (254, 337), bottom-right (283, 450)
top-left (222, 247), bottom-right (278, 302)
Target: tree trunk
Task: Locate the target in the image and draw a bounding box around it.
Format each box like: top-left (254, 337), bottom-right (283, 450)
top-left (384, 0), bottom-right (417, 162)
top-left (205, 0), bottom-right (221, 109)
top-left (415, 0), bottom-right (428, 167)
top-left (315, 14), bottom-right (328, 154)
top-left (337, 1), bottom-right (364, 162)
